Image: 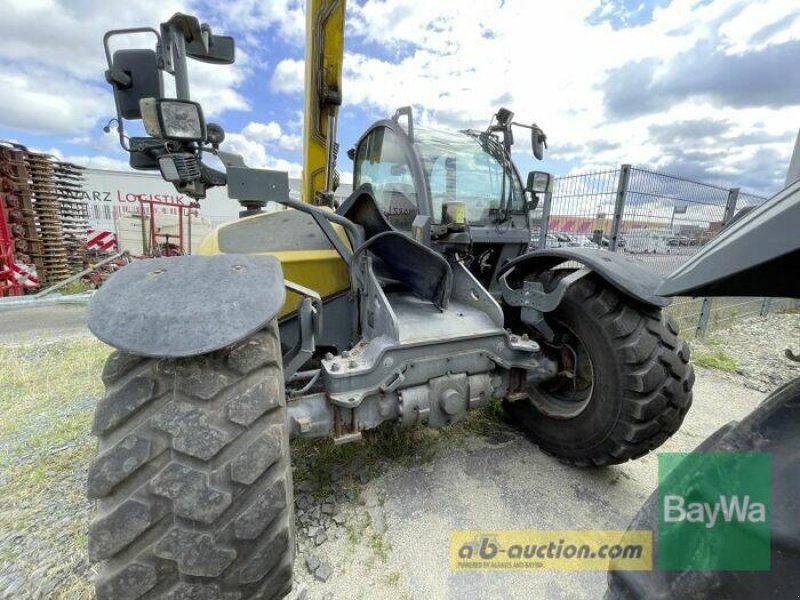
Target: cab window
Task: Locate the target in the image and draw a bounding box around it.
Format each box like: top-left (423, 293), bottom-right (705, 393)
top-left (354, 127), bottom-right (418, 230)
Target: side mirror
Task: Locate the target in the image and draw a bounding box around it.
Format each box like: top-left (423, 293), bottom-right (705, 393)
top-left (526, 171), bottom-right (552, 194)
top-left (129, 150), bottom-right (159, 171)
top-left (531, 124), bottom-right (547, 160)
top-left (106, 49), bottom-right (163, 120)
top-left (186, 34), bottom-right (235, 64)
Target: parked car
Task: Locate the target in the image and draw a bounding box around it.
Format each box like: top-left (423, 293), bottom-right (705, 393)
top-left (545, 233), bottom-right (561, 248)
top-left (568, 234), bottom-right (595, 247)
top-left (597, 235), bottom-right (626, 248)
top-left (625, 229), bottom-right (670, 253)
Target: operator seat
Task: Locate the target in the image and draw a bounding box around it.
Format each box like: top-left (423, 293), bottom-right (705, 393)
top-left (385, 188), bottom-right (418, 230)
top-left (338, 184), bottom-right (453, 310)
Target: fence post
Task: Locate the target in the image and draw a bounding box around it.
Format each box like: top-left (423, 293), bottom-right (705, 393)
top-left (693, 187), bottom-right (741, 337)
top-left (609, 164), bottom-right (631, 252)
top-left (537, 190), bottom-right (552, 250)
top-left (723, 187), bottom-right (740, 224)
top-left (696, 297), bottom-right (713, 337)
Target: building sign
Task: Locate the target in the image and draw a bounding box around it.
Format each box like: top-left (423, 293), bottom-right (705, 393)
top-left (80, 168), bottom-right (354, 233)
top-left (81, 168), bottom-right (240, 232)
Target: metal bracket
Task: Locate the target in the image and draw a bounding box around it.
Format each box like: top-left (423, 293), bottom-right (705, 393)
top-left (499, 267), bottom-right (591, 340)
top-left (283, 280), bottom-right (323, 378)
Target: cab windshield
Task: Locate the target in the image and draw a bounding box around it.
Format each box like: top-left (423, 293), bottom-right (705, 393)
top-left (414, 127), bottom-right (525, 223)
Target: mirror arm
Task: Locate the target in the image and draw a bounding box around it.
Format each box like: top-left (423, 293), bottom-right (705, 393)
top-left (198, 161), bottom-right (226, 187)
top-left (103, 27), bottom-right (160, 69)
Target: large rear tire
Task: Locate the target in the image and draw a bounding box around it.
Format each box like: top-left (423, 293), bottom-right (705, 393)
top-left (87, 322), bottom-right (294, 599)
top-left (504, 274), bottom-right (694, 467)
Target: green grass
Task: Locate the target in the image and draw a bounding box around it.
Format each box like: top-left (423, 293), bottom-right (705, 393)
top-left (0, 338), bottom-right (512, 596)
top-left (0, 339), bottom-right (111, 600)
top-left (368, 531), bottom-right (392, 562)
top-left (385, 570), bottom-right (403, 586)
top-left (56, 280), bottom-right (93, 296)
top-left (693, 349), bottom-right (738, 372)
top-left (290, 399), bottom-right (508, 495)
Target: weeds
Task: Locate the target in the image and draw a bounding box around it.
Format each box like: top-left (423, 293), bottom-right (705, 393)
top-left (386, 570), bottom-right (403, 586)
top-left (368, 531), bottom-right (391, 562)
top-left (0, 339), bottom-right (109, 600)
top-left (290, 400), bottom-right (510, 494)
top-left (693, 349), bottom-right (738, 372)
top-left (56, 281), bottom-right (93, 296)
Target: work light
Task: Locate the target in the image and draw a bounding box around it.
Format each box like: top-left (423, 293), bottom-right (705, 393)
top-left (140, 98), bottom-right (206, 141)
top-left (527, 171), bottom-right (552, 194)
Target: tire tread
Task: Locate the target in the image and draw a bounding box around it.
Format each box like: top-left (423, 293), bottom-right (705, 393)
top-left (89, 324), bottom-right (294, 600)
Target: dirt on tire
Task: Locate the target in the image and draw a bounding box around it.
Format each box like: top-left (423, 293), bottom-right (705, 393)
top-left (87, 322), bottom-right (294, 599)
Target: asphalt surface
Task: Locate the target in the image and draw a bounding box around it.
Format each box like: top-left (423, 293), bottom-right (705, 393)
top-left (0, 304), bottom-right (90, 345)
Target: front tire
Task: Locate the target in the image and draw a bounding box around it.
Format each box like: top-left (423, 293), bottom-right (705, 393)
top-left (87, 322), bottom-right (294, 599)
top-left (504, 274), bottom-right (694, 467)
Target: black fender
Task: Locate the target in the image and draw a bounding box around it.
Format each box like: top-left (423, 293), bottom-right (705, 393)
top-left (497, 248), bottom-right (670, 308)
top-left (88, 254), bottom-right (285, 358)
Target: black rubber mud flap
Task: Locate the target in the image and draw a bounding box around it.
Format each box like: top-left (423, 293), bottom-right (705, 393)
top-left (88, 254), bottom-right (285, 358)
top-left (607, 377), bottom-right (800, 599)
top-left (499, 248), bottom-right (670, 308)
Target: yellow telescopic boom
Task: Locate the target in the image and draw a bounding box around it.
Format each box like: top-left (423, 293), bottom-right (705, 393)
top-left (302, 0), bottom-right (346, 205)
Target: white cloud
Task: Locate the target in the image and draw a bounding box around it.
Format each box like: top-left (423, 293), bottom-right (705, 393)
top-left (42, 147), bottom-right (132, 171)
top-left (212, 0), bottom-right (305, 43)
top-left (189, 58), bottom-right (251, 117)
top-left (242, 121), bottom-right (282, 141)
top-left (241, 121), bottom-right (302, 151)
top-left (336, 0), bottom-right (800, 193)
top-left (270, 58), bottom-right (305, 94)
top-left (0, 0), bottom-right (251, 135)
top-left (0, 67), bottom-right (109, 134)
top-left (223, 132), bottom-right (303, 177)
top-left (4, 0), bottom-right (798, 195)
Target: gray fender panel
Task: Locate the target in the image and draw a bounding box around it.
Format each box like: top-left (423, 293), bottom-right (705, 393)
top-left (88, 255), bottom-right (285, 358)
top-left (498, 248), bottom-right (670, 308)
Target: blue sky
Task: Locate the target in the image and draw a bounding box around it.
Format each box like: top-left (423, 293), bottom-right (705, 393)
top-left (0, 0), bottom-right (798, 195)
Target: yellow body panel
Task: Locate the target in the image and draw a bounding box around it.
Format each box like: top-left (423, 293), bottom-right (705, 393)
top-left (198, 0), bottom-right (350, 315)
top-left (197, 210), bottom-right (350, 318)
top-left (302, 0), bottom-right (346, 205)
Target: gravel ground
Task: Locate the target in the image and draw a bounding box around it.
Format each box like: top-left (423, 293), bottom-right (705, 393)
top-left (284, 312), bottom-right (800, 599)
top-left (690, 311), bottom-right (800, 391)
top-left (0, 310), bottom-right (797, 599)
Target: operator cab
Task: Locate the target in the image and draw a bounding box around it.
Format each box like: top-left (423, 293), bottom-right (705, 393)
top-left (351, 107), bottom-right (551, 286)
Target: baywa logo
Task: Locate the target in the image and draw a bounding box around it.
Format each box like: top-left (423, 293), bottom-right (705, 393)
top-left (663, 494), bottom-right (767, 529)
top-left (658, 452), bottom-right (771, 571)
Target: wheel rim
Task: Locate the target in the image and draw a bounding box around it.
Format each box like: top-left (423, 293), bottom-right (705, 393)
top-left (527, 322), bottom-right (595, 419)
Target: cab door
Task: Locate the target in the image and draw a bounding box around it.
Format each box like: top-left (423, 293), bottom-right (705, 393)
top-left (353, 125), bottom-right (424, 231)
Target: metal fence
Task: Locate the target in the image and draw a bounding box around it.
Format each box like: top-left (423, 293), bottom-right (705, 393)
top-left (536, 164), bottom-right (795, 336)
